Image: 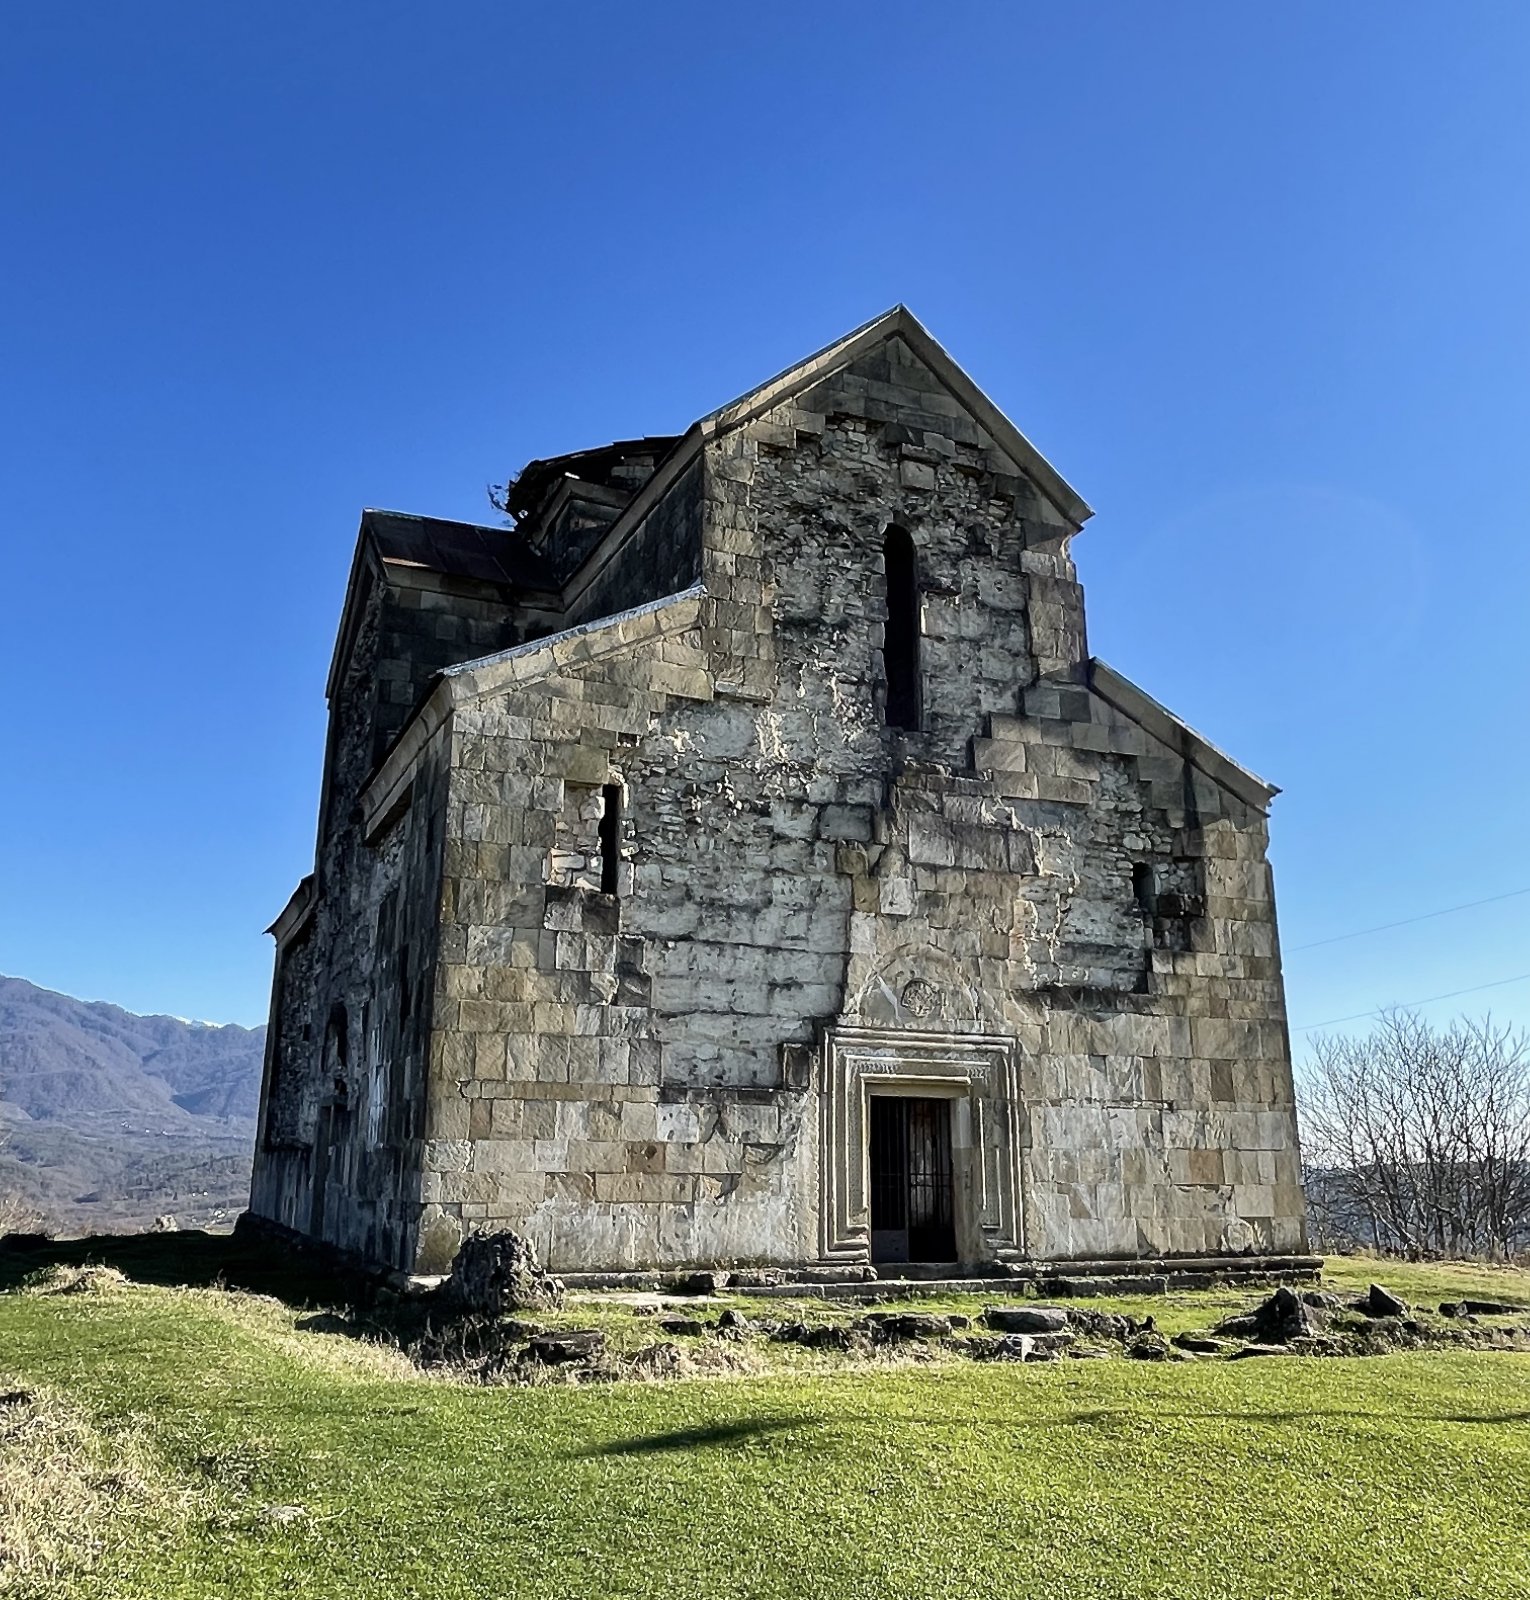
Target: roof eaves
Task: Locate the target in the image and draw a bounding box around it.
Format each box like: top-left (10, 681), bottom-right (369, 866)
top-left (444, 581), bottom-right (707, 703)
top-left (266, 875), bottom-right (317, 943)
top-left (1088, 658), bottom-right (1279, 811)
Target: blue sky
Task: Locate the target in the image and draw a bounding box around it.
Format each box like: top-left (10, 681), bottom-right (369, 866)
top-left (2, 3), bottom-right (1527, 1038)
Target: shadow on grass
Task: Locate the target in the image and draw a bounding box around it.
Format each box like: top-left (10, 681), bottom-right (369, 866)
top-left (581, 1418), bottom-right (807, 1456)
top-left (0, 1229), bottom-right (364, 1310)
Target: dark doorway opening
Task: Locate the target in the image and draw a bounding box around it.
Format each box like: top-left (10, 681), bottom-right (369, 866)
top-left (869, 1095), bottom-right (956, 1263)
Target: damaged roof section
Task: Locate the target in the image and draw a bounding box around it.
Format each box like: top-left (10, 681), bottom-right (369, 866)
top-left (363, 509), bottom-right (558, 592)
top-left (504, 437), bottom-right (683, 589)
top-left (505, 437), bottom-right (683, 523)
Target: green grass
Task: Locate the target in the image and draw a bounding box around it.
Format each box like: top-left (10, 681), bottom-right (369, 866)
top-left (1, 1251), bottom-right (1528, 1599)
top-left (1320, 1252), bottom-right (1530, 1306)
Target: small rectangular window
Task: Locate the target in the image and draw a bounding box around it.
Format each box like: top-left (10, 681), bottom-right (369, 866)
top-left (599, 783), bottom-right (623, 895)
top-left (1132, 863), bottom-right (1157, 916)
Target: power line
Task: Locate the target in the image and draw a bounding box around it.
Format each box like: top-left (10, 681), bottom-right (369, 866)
top-left (1288, 887), bottom-right (1530, 953)
top-left (1293, 971), bottom-right (1530, 1033)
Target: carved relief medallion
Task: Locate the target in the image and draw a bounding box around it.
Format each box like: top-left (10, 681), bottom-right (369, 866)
top-left (900, 978), bottom-right (940, 1018)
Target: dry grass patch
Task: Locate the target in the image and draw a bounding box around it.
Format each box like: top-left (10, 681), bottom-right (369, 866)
top-left (20, 1263), bottom-right (130, 1297)
top-left (0, 1379), bottom-right (190, 1596)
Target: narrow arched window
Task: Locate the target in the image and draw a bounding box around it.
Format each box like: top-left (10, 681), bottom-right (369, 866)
top-left (599, 783), bottom-right (623, 895)
top-left (882, 526), bottom-right (921, 730)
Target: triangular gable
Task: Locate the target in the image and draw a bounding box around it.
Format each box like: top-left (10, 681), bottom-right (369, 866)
top-left (358, 585), bottom-right (706, 838)
top-left (442, 583), bottom-right (705, 703)
top-left (976, 660), bottom-right (1276, 818)
top-left (561, 308), bottom-right (1093, 613)
top-left (700, 305), bottom-right (1092, 531)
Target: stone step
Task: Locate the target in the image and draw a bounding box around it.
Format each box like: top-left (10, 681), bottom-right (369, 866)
top-left (553, 1255), bottom-right (1324, 1300)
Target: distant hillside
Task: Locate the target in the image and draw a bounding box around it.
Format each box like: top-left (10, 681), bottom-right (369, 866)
top-left (0, 975), bottom-right (263, 1234)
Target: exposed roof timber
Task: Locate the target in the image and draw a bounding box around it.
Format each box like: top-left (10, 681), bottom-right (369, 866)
top-left (507, 436), bottom-right (683, 521)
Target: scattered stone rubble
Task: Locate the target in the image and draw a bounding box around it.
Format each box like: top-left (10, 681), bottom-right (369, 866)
top-left (311, 1249), bottom-right (1530, 1385)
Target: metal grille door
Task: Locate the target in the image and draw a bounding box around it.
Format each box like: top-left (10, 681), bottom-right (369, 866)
top-left (869, 1096), bottom-right (956, 1263)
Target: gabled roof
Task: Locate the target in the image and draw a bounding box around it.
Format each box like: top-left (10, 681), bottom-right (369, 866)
top-left (562, 306), bottom-right (1091, 612)
top-left (702, 305), bottom-right (1092, 528)
top-left (363, 509), bottom-right (557, 591)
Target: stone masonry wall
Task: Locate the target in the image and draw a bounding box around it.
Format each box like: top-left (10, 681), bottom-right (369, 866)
top-left (568, 457), bottom-right (704, 633)
top-left (409, 333), bottom-right (1304, 1273)
top-left (253, 567), bottom-right (456, 1269)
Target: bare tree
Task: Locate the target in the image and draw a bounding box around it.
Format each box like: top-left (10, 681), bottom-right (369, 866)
top-left (1299, 1011), bottom-right (1530, 1259)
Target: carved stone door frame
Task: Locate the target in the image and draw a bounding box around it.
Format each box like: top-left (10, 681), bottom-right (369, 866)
top-left (818, 1026), bottom-right (1024, 1266)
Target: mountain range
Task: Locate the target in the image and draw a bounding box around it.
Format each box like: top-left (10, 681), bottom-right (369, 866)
top-left (0, 974), bottom-right (263, 1234)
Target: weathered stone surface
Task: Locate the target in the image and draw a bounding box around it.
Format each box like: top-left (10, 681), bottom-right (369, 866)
top-left (863, 1312), bottom-right (952, 1341)
top-left (1361, 1283), bottom-right (1408, 1319)
top-left (1172, 1333), bottom-right (1230, 1355)
top-left (656, 1315), bottom-right (705, 1337)
top-left (527, 1329), bottom-right (605, 1364)
top-left (1214, 1286), bottom-right (1311, 1344)
top-left (769, 1321), bottom-right (858, 1351)
top-left (1441, 1298), bottom-right (1524, 1318)
top-left (983, 1305), bottom-right (1070, 1335)
top-left (1067, 1309), bottom-right (1134, 1341)
top-left (675, 1271), bottom-right (727, 1297)
top-left (248, 309), bottom-right (1308, 1282)
top-left (441, 1231), bottom-right (563, 1316)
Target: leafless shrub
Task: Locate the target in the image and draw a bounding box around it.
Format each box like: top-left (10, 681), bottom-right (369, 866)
top-left (1299, 1012), bottom-right (1530, 1258)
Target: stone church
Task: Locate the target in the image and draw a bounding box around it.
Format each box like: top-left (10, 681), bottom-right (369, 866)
top-left (249, 307), bottom-right (1308, 1278)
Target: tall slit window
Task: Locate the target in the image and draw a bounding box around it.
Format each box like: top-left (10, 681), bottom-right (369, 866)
top-left (882, 525), bottom-right (921, 730)
top-left (598, 783), bottom-right (623, 895)
top-left (1132, 862), bottom-right (1158, 916)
